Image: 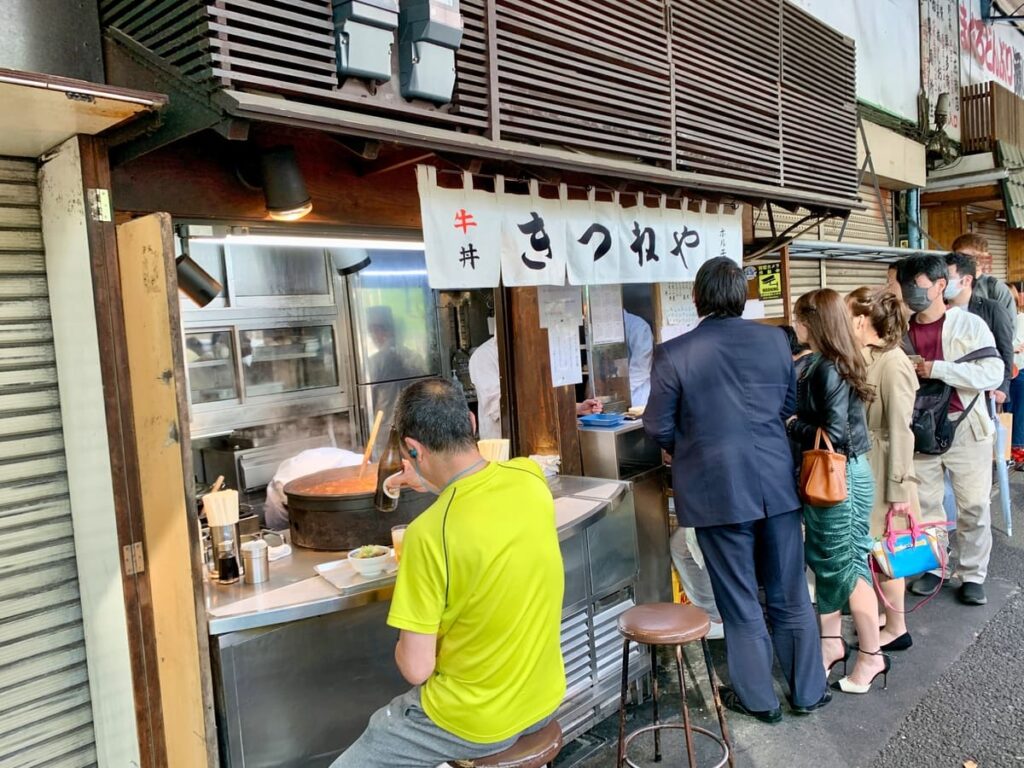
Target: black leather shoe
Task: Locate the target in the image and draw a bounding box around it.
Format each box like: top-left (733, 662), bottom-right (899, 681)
top-left (720, 685), bottom-right (782, 724)
top-left (908, 573), bottom-right (942, 596)
top-left (958, 582), bottom-right (987, 605)
top-left (880, 632), bottom-right (913, 652)
top-left (789, 690), bottom-right (832, 715)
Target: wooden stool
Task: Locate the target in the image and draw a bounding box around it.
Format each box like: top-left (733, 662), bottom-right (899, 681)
top-left (452, 720), bottom-right (563, 768)
top-left (616, 603), bottom-right (732, 768)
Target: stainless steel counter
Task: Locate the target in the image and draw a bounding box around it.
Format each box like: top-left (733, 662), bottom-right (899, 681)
top-left (207, 473), bottom-right (647, 768)
top-left (204, 474), bottom-right (625, 636)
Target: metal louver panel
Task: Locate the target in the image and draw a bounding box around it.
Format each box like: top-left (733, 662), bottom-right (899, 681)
top-left (0, 157), bottom-right (97, 767)
top-left (780, 2), bottom-right (858, 200)
top-left (672, 0), bottom-right (783, 185)
top-left (593, 596), bottom-right (642, 682)
top-left (788, 258), bottom-right (823, 314)
top-left (98, 0), bottom-right (214, 86)
top-left (495, 0), bottom-right (673, 163)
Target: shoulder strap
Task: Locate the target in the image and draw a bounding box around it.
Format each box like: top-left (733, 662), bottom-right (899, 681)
top-left (901, 333), bottom-right (916, 357)
top-left (953, 345), bottom-right (1000, 364)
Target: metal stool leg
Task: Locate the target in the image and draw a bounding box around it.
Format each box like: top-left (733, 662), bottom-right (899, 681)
top-left (650, 643), bottom-right (661, 762)
top-left (674, 644), bottom-right (697, 768)
top-left (617, 638), bottom-right (630, 768)
top-left (700, 637), bottom-right (734, 768)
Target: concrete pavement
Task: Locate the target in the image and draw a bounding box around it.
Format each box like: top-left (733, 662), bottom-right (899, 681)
top-left (559, 472), bottom-right (1024, 768)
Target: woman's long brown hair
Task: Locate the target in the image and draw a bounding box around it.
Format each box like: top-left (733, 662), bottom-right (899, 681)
top-left (794, 288), bottom-right (875, 403)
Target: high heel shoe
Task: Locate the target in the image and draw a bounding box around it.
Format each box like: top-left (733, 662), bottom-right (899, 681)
top-left (830, 649), bottom-right (892, 694)
top-left (821, 635), bottom-right (852, 675)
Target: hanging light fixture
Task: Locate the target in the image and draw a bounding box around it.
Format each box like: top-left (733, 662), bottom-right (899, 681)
top-left (175, 254), bottom-right (223, 307)
top-left (260, 146), bottom-right (313, 221)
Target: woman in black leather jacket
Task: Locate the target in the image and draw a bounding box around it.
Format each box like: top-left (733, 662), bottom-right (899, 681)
top-left (788, 289), bottom-right (889, 696)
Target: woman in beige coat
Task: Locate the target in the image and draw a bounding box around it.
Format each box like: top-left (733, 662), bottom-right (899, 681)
top-left (847, 287), bottom-right (920, 652)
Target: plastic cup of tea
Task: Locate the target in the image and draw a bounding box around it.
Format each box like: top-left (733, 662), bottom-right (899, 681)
top-left (391, 525), bottom-right (408, 564)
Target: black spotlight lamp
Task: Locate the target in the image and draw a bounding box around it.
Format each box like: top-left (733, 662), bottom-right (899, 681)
top-left (261, 146), bottom-right (313, 221)
top-left (176, 254), bottom-right (223, 307)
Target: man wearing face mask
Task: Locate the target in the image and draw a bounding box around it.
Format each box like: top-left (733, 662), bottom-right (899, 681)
top-left (898, 254), bottom-right (1003, 606)
top-left (945, 252), bottom-right (1014, 404)
top-left (950, 233), bottom-right (1015, 323)
top-left (333, 377), bottom-right (565, 768)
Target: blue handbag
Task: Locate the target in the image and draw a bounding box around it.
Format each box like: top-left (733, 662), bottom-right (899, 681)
top-left (870, 509), bottom-right (949, 611)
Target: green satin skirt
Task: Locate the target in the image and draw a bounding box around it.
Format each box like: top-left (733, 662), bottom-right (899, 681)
top-left (803, 454), bottom-right (875, 615)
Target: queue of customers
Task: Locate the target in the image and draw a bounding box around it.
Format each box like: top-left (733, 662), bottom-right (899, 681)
top-left (644, 248), bottom-right (1007, 723)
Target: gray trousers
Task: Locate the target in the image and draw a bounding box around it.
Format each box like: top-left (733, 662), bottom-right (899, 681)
top-left (330, 687), bottom-right (553, 768)
top-left (669, 527), bottom-right (722, 622)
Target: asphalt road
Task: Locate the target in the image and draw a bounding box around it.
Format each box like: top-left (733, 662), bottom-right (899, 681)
top-left (561, 471), bottom-right (1024, 768)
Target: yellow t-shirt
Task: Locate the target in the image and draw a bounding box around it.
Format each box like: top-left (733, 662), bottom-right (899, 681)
top-left (387, 458), bottom-right (566, 743)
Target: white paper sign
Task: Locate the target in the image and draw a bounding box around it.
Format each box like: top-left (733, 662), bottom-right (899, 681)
top-left (416, 165), bottom-right (744, 288)
top-left (659, 282), bottom-right (698, 329)
top-left (588, 284), bottom-right (625, 344)
top-left (538, 285), bottom-right (583, 329)
top-left (547, 321), bottom-right (583, 387)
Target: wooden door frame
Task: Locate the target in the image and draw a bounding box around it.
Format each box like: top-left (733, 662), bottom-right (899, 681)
top-left (79, 137), bottom-right (219, 767)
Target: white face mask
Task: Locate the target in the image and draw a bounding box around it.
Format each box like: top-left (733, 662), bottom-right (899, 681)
top-left (943, 276), bottom-right (963, 300)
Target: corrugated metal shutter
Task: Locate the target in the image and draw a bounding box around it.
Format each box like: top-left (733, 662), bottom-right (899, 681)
top-left (823, 260), bottom-right (890, 296)
top-left (0, 157), bottom-right (97, 766)
top-left (753, 183), bottom-right (893, 246)
top-left (971, 216), bottom-right (1009, 281)
top-left (789, 259), bottom-right (823, 312)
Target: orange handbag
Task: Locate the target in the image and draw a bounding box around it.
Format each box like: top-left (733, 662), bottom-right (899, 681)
top-left (799, 428), bottom-right (848, 506)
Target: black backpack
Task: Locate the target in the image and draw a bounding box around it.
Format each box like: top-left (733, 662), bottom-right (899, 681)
top-left (902, 341), bottom-right (999, 455)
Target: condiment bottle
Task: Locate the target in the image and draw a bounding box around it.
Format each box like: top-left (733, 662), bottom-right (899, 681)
top-left (374, 425), bottom-right (403, 513)
top-left (217, 539), bottom-right (241, 585)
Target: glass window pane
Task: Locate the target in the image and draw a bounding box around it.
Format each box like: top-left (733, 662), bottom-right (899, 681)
top-left (230, 245), bottom-right (331, 297)
top-left (185, 331), bottom-right (238, 404)
top-left (240, 326), bottom-right (338, 397)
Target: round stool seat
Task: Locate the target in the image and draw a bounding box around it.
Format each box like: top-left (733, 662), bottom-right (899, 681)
top-left (617, 603), bottom-right (710, 646)
top-left (471, 720), bottom-right (563, 768)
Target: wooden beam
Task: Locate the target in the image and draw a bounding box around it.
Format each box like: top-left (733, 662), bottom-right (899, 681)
top-left (967, 209), bottom-right (1000, 224)
top-left (507, 287), bottom-right (582, 475)
top-left (921, 184), bottom-right (1002, 207)
top-left (781, 244), bottom-right (793, 325)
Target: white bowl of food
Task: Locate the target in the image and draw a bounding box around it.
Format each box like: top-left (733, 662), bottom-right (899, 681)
top-left (348, 545), bottom-right (392, 576)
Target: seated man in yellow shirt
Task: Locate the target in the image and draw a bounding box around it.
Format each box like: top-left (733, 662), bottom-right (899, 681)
top-left (331, 378), bottom-right (566, 767)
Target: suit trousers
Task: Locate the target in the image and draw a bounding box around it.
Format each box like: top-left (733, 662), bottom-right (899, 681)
top-left (696, 509), bottom-right (826, 712)
top-left (915, 425), bottom-right (994, 584)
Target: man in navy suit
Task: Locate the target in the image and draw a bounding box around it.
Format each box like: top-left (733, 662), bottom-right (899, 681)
top-left (643, 257), bottom-right (827, 723)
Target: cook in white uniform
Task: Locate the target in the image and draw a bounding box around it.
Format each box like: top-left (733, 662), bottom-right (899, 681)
top-left (468, 335), bottom-right (502, 440)
top-left (623, 310), bottom-right (653, 407)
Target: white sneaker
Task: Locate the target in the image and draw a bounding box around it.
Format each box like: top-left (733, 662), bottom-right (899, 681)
top-left (707, 621), bottom-right (725, 641)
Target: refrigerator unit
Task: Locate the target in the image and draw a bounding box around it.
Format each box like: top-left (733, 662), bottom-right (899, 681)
top-left (345, 249), bottom-right (441, 450)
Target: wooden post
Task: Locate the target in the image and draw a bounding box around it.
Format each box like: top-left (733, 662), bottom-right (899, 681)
top-left (507, 287), bottom-right (582, 475)
top-left (781, 244), bottom-right (793, 325)
top-left (1008, 228), bottom-right (1024, 283)
top-left (116, 213), bottom-right (217, 768)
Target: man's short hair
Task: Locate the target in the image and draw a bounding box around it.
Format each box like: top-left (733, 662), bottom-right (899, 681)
top-left (945, 251), bottom-right (978, 280)
top-left (395, 377), bottom-right (476, 453)
top-left (951, 232), bottom-right (988, 253)
top-left (693, 257), bottom-right (746, 318)
top-left (898, 253), bottom-right (947, 286)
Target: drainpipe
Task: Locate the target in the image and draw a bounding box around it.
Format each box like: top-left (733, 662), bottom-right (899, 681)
top-left (907, 188), bottom-right (923, 249)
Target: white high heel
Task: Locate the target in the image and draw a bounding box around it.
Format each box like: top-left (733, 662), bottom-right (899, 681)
top-left (830, 649), bottom-right (891, 694)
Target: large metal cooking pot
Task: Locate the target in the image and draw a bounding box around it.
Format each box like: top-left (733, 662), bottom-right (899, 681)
top-left (283, 466), bottom-right (433, 550)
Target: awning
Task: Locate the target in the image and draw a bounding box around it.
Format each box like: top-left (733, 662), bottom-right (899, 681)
top-left (996, 141), bottom-right (1024, 229)
top-left (760, 240), bottom-right (946, 263)
top-left (219, 90), bottom-right (860, 214)
top-left (0, 68), bottom-right (165, 157)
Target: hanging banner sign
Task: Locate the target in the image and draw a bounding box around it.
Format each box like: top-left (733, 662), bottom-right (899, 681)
top-left (416, 165), bottom-right (743, 289)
